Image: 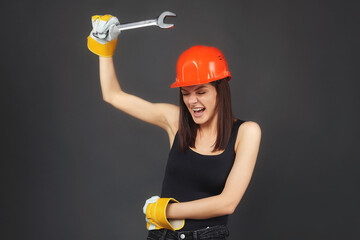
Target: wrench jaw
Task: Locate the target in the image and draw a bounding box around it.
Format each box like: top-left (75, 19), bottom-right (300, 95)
top-left (157, 11), bottom-right (176, 29)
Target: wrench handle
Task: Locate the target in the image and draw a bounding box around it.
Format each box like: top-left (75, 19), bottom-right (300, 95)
top-left (116, 19), bottom-right (157, 31)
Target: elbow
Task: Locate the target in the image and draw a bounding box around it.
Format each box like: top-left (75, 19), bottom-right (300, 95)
top-left (103, 91), bottom-right (123, 103)
top-left (224, 204), bottom-right (236, 215)
top-left (103, 90), bottom-right (126, 104)
top-left (221, 196), bottom-right (237, 215)
top-left (103, 94), bottom-right (112, 103)
top-left (102, 91), bottom-right (115, 103)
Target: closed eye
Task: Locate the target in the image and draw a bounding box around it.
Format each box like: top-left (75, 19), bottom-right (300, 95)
top-left (181, 92), bottom-right (206, 96)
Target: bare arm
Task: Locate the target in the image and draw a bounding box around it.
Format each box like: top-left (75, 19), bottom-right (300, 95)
top-left (99, 56), bottom-right (179, 133)
top-left (166, 195), bottom-right (232, 219)
top-left (165, 121), bottom-right (261, 219)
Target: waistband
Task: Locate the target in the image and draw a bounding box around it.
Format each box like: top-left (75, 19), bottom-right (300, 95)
top-left (149, 225), bottom-right (229, 240)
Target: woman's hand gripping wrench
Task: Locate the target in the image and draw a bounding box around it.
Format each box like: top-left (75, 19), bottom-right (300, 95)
top-left (88, 12), bottom-right (175, 56)
top-left (91, 11), bottom-right (176, 40)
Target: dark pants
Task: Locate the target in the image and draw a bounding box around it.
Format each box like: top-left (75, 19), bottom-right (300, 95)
top-left (146, 225), bottom-right (229, 240)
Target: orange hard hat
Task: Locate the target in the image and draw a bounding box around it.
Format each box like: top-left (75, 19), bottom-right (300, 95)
top-left (171, 45), bottom-right (231, 88)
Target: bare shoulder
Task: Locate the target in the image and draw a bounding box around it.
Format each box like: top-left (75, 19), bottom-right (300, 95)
top-left (235, 121), bottom-right (262, 153)
top-left (239, 121), bottom-right (261, 133)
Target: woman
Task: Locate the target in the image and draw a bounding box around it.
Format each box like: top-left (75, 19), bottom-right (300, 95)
top-left (88, 15), bottom-right (261, 240)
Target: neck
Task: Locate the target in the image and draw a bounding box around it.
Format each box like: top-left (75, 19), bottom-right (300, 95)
top-left (197, 113), bottom-right (218, 138)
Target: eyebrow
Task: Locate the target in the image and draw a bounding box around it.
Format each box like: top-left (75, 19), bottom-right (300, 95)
top-left (181, 86), bottom-right (207, 92)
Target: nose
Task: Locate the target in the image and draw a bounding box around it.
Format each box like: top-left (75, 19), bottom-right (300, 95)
top-left (188, 94), bottom-right (198, 105)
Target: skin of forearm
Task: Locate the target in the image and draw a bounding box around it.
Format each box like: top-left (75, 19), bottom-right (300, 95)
top-left (99, 56), bottom-right (123, 100)
top-left (165, 195), bottom-right (233, 220)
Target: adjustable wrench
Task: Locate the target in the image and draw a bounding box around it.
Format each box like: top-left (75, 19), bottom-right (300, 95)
top-left (116, 11), bottom-right (176, 31)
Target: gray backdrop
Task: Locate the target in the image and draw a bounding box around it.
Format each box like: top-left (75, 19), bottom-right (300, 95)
top-left (2, 0), bottom-right (359, 239)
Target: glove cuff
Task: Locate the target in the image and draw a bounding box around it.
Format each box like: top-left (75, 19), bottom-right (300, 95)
top-left (147, 198), bottom-right (185, 231)
top-left (87, 36), bottom-right (118, 57)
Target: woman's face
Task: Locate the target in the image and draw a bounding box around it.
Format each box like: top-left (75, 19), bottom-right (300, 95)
top-left (181, 83), bottom-right (218, 125)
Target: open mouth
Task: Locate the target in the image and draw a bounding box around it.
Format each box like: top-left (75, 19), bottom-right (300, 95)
top-left (192, 107), bottom-right (206, 117)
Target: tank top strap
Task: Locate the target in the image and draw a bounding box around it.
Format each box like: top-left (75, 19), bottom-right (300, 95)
top-left (170, 131), bottom-right (180, 152)
top-left (228, 119), bottom-right (246, 151)
top-left (232, 119), bottom-right (245, 134)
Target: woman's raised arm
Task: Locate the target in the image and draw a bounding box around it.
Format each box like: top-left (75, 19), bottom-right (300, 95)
top-left (99, 56), bottom-right (179, 133)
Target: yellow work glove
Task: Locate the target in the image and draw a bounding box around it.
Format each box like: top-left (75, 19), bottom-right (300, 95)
top-left (87, 14), bottom-right (121, 57)
top-left (143, 196), bottom-right (185, 231)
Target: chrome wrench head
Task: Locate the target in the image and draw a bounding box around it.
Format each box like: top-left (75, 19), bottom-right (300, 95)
top-left (157, 11), bottom-right (176, 29)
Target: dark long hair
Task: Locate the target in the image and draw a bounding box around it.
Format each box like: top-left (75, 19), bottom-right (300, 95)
top-left (178, 78), bottom-right (235, 153)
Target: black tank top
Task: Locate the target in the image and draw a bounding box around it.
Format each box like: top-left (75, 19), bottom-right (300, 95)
top-left (160, 118), bottom-right (245, 231)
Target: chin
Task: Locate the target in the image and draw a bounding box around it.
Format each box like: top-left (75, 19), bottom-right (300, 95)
top-left (191, 115), bottom-right (208, 125)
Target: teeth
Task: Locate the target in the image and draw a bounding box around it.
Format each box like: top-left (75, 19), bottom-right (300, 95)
top-left (193, 108), bottom-right (204, 112)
